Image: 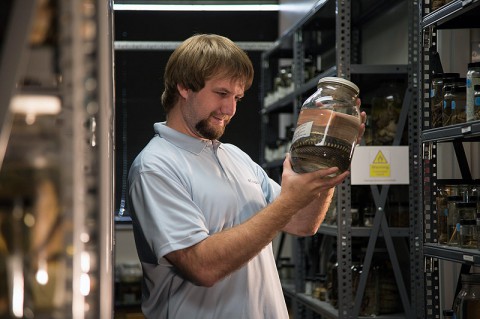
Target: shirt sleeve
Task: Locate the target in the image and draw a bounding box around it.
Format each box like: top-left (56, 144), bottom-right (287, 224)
top-left (129, 168), bottom-right (209, 262)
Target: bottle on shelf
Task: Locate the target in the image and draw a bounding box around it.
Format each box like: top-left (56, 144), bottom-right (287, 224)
top-left (453, 273), bottom-right (480, 318)
top-left (430, 73), bottom-right (460, 128)
top-left (437, 185), bottom-right (452, 244)
top-left (370, 80), bottom-right (404, 145)
top-left (466, 62), bottom-right (480, 122)
top-left (452, 81), bottom-right (467, 124)
top-left (471, 84), bottom-right (480, 121)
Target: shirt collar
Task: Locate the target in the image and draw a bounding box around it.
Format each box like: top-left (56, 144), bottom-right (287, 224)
top-left (154, 122), bottom-right (222, 155)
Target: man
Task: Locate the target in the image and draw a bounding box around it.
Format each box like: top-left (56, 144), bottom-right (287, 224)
top-left (128, 33), bottom-right (366, 319)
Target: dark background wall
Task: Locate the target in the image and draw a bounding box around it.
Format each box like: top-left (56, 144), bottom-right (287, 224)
top-left (114, 10), bottom-right (278, 215)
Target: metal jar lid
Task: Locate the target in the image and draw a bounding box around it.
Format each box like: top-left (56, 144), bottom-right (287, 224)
top-left (318, 76), bottom-right (360, 94)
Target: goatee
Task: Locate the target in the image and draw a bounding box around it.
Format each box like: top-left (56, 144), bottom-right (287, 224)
top-left (195, 118), bottom-right (228, 140)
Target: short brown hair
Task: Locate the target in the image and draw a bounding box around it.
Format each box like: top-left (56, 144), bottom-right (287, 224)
top-left (161, 34), bottom-right (254, 114)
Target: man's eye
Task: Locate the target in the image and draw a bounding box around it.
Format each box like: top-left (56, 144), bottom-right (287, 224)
top-left (235, 97), bottom-right (243, 103)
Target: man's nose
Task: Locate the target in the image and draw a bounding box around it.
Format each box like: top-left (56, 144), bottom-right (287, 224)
top-left (221, 98), bottom-right (236, 116)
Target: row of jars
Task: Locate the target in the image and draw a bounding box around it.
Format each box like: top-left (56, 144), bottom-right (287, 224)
top-left (430, 63), bottom-right (480, 128)
top-left (436, 184), bottom-right (480, 248)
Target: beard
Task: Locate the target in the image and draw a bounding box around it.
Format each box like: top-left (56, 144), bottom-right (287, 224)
top-left (195, 116), bottom-right (230, 140)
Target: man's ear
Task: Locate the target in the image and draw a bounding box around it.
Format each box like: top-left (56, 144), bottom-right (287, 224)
top-left (177, 83), bottom-right (189, 99)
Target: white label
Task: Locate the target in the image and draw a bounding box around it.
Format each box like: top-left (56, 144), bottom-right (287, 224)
top-left (463, 255), bottom-right (474, 262)
top-left (291, 121), bottom-right (313, 144)
top-left (351, 146), bottom-right (410, 185)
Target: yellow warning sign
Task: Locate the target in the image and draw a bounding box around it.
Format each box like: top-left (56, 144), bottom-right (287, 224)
top-left (370, 150), bottom-right (390, 177)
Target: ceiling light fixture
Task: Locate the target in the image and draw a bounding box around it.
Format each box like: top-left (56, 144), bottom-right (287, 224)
top-left (113, 4), bottom-right (279, 11)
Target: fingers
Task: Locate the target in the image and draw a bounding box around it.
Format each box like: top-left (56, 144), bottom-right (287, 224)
top-left (360, 110), bottom-right (367, 124)
top-left (357, 110), bottom-right (367, 144)
top-left (308, 167), bottom-right (349, 189)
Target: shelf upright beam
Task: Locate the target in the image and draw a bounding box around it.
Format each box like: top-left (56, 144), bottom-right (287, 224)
top-left (421, 1), bottom-right (441, 318)
top-left (292, 29), bottom-right (304, 123)
top-left (0, 0), bottom-right (38, 170)
top-left (335, 0), bottom-right (351, 79)
top-left (58, 0), bottom-right (114, 317)
top-left (335, 1), bottom-right (353, 317)
top-left (408, 0), bottom-right (425, 318)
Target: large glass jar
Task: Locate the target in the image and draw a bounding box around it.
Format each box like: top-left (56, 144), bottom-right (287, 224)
top-left (290, 77), bottom-right (360, 174)
top-left (453, 273), bottom-right (480, 318)
top-left (370, 80), bottom-right (403, 145)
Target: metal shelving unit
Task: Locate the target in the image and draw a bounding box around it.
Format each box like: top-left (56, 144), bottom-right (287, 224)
top-left (0, 1), bottom-right (114, 318)
top-left (261, 0), bottom-right (422, 318)
top-left (420, 0), bottom-right (480, 318)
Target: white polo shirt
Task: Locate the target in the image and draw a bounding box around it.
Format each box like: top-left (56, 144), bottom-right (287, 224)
top-left (128, 122), bottom-right (288, 319)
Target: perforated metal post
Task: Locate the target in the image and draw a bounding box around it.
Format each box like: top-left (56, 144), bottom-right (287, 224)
top-left (409, 0), bottom-right (425, 318)
top-left (59, 0), bottom-right (114, 318)
top-left (335, 1), bottom-right (354, 317)
top-left (420, 2), bottom-right (441, 318)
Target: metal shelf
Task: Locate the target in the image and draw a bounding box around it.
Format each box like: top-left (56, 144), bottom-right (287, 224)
top-left (421, 121), bottom-right (480, 142)
top-left (318, 224), bottom-right (410, 237)
top-left (424, 244), bottom-right (480, 265)
top-left (422, 0), bottom-right (480, 28)
top-left (295, 292), bottom-right (408, 319)
top-left (261, 66), bottom-right (337, 114)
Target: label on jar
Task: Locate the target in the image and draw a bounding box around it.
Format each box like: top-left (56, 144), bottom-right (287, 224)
top-left (291, 121), bottom-right (313, 144)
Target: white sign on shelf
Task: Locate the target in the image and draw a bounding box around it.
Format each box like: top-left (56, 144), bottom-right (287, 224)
top-left (350, 146), bottom-right (410, 185)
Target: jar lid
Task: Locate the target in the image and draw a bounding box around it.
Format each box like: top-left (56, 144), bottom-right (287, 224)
top-left (461, 273), bottom-right (480, 283)
top-left (468, 62), bottom-right (480, 68)
top-left (460, 219), bottom-right (476, 225)
top-left (432, 73), bottom-right (460, 79)
top-left (447, 195), bottom-right (462, 201)
top-left (456, 202), bottom-right (477, 208)
top-left (318, 77), bottom-right (360, 94)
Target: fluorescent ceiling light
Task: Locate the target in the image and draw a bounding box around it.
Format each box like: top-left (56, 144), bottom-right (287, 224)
top-left (113, 4), bottom-right (279, 11)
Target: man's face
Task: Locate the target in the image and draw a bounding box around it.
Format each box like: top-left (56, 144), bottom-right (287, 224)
top-left (179, 76), bottom-right (245, 140)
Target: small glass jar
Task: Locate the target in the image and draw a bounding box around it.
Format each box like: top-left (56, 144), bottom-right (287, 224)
top-left (457, 202), bottom-right (477, 220)
top-left (452, 81), bottom-right (467, 124)
top-left (453, 274), bottom-right (480, 318)
top-left (431, 73), bottom-right (460, 128)
top-left (370, 80), bottom-right (403, 145)
top-left (443, 79), bottom-right (466, 126)
top-left (473, 84), bottom-right (480, 121)
top-left (447, 195), bottom-right (463, 246)
top-left (442, 309), bottom-right (456, 319)
top-left (290, 77), bottom-right (361, 174)
top-left (460, 219), bottom-right (477, 249)
top-left (466, 62), bottom-right (480, 121)
top-left (437, 185), bottom-right (452, 244)
top-left (363, 207), bottom-right (375, 227)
